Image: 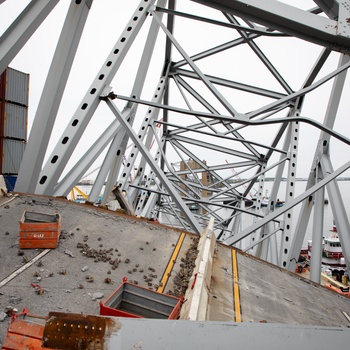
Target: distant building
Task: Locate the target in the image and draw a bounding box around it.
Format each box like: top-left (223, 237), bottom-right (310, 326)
top-left (179, 159), bottom-right (213, 198)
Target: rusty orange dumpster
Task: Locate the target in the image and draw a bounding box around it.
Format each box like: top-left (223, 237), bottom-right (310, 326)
top-left (19, 210), bottom-right (61, 249)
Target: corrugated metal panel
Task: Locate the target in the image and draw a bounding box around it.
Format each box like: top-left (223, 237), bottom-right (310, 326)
top-left (3, 102), bottom-right (27, 140)
top-left (0, 137), bottom-right (3, 173)
top-left (0, 100), bottom-right (4, 174)
top-left (0, 69), bottom-right (5, 101)
top-left (4, 67), bottom-right (29, 106)
top-left (0, 71), bottom-right (4, 137)
top-left (0, 100), bottom-right (4, 133)
top-left (2, 138), bottom-right (26, 174)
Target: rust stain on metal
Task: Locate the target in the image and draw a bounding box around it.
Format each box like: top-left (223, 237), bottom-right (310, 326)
top-left (42, 312), bottom-right (120, 349)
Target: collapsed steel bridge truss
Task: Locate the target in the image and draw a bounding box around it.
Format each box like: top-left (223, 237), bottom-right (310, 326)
top-left (2, 0), bottom-right (350, 279)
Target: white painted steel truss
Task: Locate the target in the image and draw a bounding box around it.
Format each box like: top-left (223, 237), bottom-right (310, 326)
top-left (2, 0), bottom-right (350, 279)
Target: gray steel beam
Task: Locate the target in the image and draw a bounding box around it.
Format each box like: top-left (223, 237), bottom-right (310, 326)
top-left (321, 155), bottom-right (350, 276)
top-left (16, 0), bottom-right (92, 193)
top-left (172, 68), bottom-right (287, 99)
top-left (172, 33), bottom-right (261, 69)
top-left (0, 0), bottom-right (59, 75)
top-left (286, 174), bottom-right (315, 273)
top-left (88, 116), bottom-right (129, 204)
top-left (224, 12), bottom-right (293, 94)
top-left (52, 117), bottom-right (123, 197)
top-left (111, 0), bottom-right (168, 201)
top-left (118, 73), bottom-right (169, 192)
top-left (191, 0), bottom-right (350, 53)
top-left (35, 0), bottom-right (156, 195)
top-left (224, 160), bottom-right (350, 246)
top-left (6, 0), bottom-right (350, 269)
top-left (116, 91), bottom-right (350, 144)
top-left (169, 134), bottom-right (261, 161)
top-left (169, 74), bottom-right (263, 159)
top-left (309, 165), bottom-right (325, 284)
top-left (314, 0), bottom-right (339, 19)
top-left (41, 313), bottom-right (350, 349)
top-left (287, 53), bottom-right (349, 272)
top-left (152, 9), bottom-right (240, 118)
top-left (247, 59), bottom-right (350, 119)
top-left (168, 160), bottom-right (257, 176)
top-left (104, 97), bottom-right (202, 234)
top-left (157, 5), bottom-right (286, 37)
top-left (278, 121), bottom-right (299, 268)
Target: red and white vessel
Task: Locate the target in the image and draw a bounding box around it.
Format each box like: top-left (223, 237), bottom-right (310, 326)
top-left (307, 222), bottom-right (346, 268)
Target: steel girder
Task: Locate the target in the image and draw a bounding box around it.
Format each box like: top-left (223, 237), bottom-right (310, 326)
top-left (0, 0), bottom-right (60, 75)
top-left (15, 0), bottom-right (92, 193)
top-left (191, 0), bottom-right (350, 53)
top-left (1, 0), bottom-right (349, 276)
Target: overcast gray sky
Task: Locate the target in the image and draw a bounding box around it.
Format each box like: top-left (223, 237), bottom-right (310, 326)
top-left (1, 0), bottom-right (350, 180)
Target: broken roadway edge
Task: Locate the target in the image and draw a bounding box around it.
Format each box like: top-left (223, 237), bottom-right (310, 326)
top-left (1, 193), bottom-right (350, 347)
top-left (0, 193), bottom-right (195, 345)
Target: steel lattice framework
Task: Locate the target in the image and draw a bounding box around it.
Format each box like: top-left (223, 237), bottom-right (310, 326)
top-left (1, 0), bottom-right (350, 280)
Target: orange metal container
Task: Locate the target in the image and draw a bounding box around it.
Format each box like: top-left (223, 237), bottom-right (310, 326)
top-left (19, 210), bottom-right (61, 249)
top-left (100, 277), bottom-right (183, 319)
top-left (2, 317), bottom-right (50, 350)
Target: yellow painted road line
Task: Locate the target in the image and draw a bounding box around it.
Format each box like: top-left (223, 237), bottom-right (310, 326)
top-left (232, 249), bottom-right (242, 322)
top-left (157, 232), bottom-right (186, 293)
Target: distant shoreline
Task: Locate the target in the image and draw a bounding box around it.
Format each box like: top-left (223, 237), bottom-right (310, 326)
top-left (264, 177), bottom-right (350, 182)
top-left (76, 178), bottom-right (350, 186)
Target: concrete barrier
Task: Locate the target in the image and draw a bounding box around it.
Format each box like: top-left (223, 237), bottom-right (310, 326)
top-left (180, 217), bottom-right (216, 320)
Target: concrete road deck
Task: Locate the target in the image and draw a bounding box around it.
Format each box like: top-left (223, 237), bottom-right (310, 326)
top-left (1, 193), bottom-right (350, 346)
top-left (0, 194), bottom-right (193, 344)
top-left (207, 244), bottom-right (350, 326)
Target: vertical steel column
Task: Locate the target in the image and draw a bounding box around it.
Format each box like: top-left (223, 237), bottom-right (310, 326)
top-left (258, 225), bottom-right (269, 261)
top-left (52, 118), bottom-right (123, 197)
top-left (286, 176), bottom-right (315, 273)
top-left (287, 54), bottom-right (349, 272)
top-left (249, 164), bottom-right (266, 255)
top-left (322, 155), bottom-right (350, 277)
top-left (279, 120), bottom-right (299, 268)
top-left (35, 0), bottom-right (156, 195)
top-left (268, 222), bottom-right (278, 265)
top-left (118, 73), bottom-right (169, 194)
top-left (112, 0), bottom-right (168, 199)
top-left (88, 109), bottom-right (131, 204)
top-left (16, 0), bottom-right (92, 193)
top-left (309, 165), bottom-right (324, 283)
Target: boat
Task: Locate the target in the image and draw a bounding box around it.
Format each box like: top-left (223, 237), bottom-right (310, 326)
top-left (189, 203), bottom-right (198, 211)
top-left (275, 199), bottom-right (285, 207)
top-left (261, 190), bottom-right (269, 207)
top-left (261, 198), bottom-right (269, 207)
top-left (251, 190), bottom-right (270, 207)
top-left (251, 191), bottom-right (284, 208)
top-left (307, 223), bottom-right (349, 290)
top-left (74, 194), bottom-right (86, 203)
top-left (308, 223), bottom-right (346, 268)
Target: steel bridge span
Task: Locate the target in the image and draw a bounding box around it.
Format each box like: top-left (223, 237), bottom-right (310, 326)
top-left (1, 0), bottom-right (350, 282)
